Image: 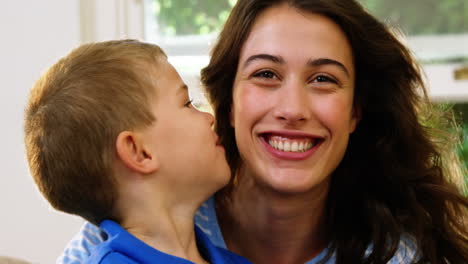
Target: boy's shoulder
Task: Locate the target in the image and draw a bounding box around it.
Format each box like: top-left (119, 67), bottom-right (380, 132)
top-left (58, 197), bottom-right (222, 264)
top-left (88, 220), bottom-right (251, 264)
top-left (92, 252), bottom-right (138, 264)
top-left (85, 239), bottom-right (138, 264)
top-left (90, 220), bottom-right (197, 263)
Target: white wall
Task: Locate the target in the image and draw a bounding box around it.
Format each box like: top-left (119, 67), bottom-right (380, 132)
top-left (0, 1), bottom-right (84, 263)
top-left (0, 1), bottom-right (145, 263)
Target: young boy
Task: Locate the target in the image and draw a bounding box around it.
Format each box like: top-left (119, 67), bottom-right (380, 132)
top-left (24, 40), bottom-right (250, 264)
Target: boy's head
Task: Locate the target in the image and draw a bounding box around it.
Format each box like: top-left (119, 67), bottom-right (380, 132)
top-left (24, 40), bottom-right (165, 224)
top-left (25, 39), bottom-right (230, 225)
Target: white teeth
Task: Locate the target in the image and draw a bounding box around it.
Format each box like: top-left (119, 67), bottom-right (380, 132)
top-left (284, 141), bottom-right (291, 152)
top-left (291, 141), bottom-right (298, 152)
top-left (267, 136), bottom-right (316, 153)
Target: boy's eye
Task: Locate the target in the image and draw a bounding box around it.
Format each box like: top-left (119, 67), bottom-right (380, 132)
top-left (253, 70), bottom-right (277, 79)
top-left (184, 99), bottom-right (194, 108)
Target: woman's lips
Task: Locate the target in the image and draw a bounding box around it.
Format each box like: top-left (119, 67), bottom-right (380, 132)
top-left (266, 135), bottom-right (317, 152)
top-left (259, 133), bottom-right (323, 160)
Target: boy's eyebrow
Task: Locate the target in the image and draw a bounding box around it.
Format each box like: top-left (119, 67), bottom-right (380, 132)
top-left (177, 84), bottom-right (189, 94)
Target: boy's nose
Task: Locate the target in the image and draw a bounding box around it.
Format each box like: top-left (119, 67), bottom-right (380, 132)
top-left (205, 111), bottom-right (215, 126)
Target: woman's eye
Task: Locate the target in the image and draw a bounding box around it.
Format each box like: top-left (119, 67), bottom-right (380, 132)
top-left (313, 75), bottom-right (338, 84)
top-left (253, 70), bottom-right (277, 79)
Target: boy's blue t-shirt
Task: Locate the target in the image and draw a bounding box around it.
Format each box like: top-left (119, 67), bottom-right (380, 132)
top-left (59, 196), bottom-right (419, 264)
top-left (87, 220), bottom-right (250, 264)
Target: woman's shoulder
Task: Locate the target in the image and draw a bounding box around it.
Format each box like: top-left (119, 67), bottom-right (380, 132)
top-left (365, 235), bottom-right (419, 264)
top-left (305, 235), bottom-right (419, 264)
top-left (194, 196), bottom-right (227, 249)
top-left (57, 221), bottom-right (107, 264)
top-left (387, 235), bottom-right (420, 263)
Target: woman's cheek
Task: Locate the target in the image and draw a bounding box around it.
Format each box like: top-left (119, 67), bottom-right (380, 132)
top-left (313, 94), bottom-right (355, 131)
top-left (233, 83), bottom-right (272, 125)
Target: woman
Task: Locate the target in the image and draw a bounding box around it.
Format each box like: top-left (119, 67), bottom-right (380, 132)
top-left (61, 0), bottom-right (468, 263)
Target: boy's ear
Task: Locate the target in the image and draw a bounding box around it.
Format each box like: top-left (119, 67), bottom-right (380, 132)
top-left (115, 131), bottom-right (159, 174)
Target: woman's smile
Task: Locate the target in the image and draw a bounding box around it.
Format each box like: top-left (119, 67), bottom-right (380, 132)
top-left (259, 131), bottom-right (323, 160)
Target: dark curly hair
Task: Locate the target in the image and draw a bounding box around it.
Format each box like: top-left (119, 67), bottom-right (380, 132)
top-left (201, 0), bottom-right (468, 263)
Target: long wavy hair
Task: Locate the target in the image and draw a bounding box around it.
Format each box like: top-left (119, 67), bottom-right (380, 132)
top-left (201, 0), bottom-right (468, 263)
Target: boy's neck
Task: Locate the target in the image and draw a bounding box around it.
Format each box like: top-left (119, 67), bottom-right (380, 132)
top-left (116, 189), bottom-right (209, 264)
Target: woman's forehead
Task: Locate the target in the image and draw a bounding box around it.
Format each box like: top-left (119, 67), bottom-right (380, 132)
top-left (239, 5), bottom-right (354, 75)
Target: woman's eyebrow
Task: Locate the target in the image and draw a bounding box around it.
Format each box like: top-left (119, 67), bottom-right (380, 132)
top-left (242, 54), bottom-right (284, 69)
top-left (308, 58), bottom-right (350, 77)
top-left (242, 54), bottom-right (350, 77)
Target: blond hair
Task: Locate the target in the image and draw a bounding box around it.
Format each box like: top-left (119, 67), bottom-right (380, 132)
top-left (25, 40), bottom-right (166, 224)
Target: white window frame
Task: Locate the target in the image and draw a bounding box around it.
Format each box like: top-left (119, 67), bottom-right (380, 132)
top-left (79, 0), bottom-right (145, 43)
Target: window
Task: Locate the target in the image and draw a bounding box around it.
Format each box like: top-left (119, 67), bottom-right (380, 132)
top-left (144, 0), bottom-right (235, 108)
top-left (143, 0), bottom-right (468, 180)
top-left (357, 0), bottom-right (468, 179)
top-left (143, 0), bottom-right (468, 105)
top-left (357, 0), bottom-right (468, 102)
top-left (142, 0), bottom-right (468, 183)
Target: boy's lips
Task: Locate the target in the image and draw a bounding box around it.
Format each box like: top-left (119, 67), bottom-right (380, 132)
top-left (214, 135), bottom-right (222, 146)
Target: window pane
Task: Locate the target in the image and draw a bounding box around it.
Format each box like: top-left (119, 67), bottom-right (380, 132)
top-left (358, 0), bottom-right (467, 35)
top-left (144, 0), bottom-right (236, 109)
top-left (452, 103), bottom-right (468, 182)
top-left (147, 0), bottom-right (235, 37)
top-left (144, 0), bottom-right (467, 179)
top-left (358, 0), bottom-right (468, 62)
top-left (144, 0), bottom-right (468, 103)
top-left (356, 0), bottom-right (468, 104)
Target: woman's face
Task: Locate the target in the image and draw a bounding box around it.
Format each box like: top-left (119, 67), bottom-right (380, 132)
top-left (231, 4), bottom-right (358, 194)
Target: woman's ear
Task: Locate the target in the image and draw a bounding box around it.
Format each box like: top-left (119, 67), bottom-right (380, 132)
top-left (115, 131), bottom-right (159, 174)
top-left (349, 104), bottom-right (362, 133)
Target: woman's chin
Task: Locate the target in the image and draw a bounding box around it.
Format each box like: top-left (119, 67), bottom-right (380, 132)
top-left (256, 169), bottom-right (331, 196)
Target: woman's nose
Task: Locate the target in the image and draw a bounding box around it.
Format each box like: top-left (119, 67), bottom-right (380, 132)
top-left (273, 80), bottom-right (310, 124)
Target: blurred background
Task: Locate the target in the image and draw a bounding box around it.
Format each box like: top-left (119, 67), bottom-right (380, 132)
top-left (0, 0), bottom-right (466, 263)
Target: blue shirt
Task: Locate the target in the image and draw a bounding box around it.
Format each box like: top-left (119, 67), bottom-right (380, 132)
top-left (58, 196), bottom-right (419, 264)
top-left (86, 220), bottom-right (250, 264)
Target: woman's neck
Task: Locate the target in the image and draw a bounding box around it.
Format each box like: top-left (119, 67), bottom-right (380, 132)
top-left (217, 173), bottom-right (330, 264)
top-left (118, 196), bottom-right (209, 264)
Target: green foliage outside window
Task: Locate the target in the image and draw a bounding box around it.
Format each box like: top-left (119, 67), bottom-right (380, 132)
top-left (359, 0), bottom-right (467, 35)
top-left (150, 0), bottom-right (236, 35)
top-left (149, 0), bottom-right (467, 36)
top-left (454, 104), bottom-right (468, 187)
